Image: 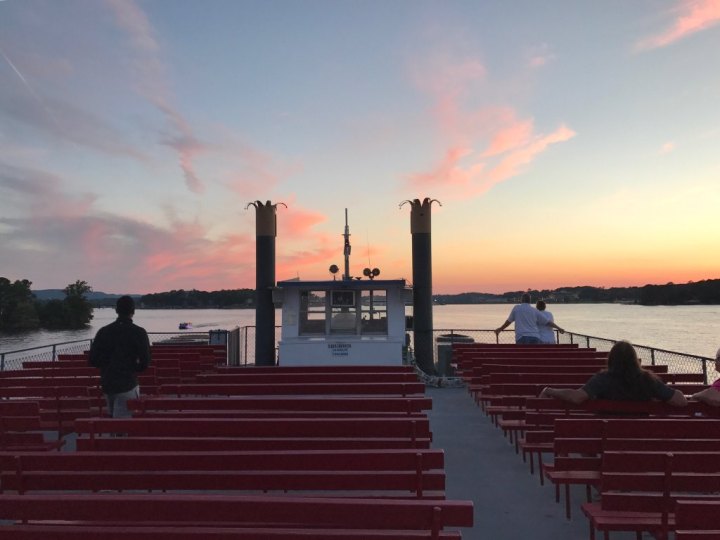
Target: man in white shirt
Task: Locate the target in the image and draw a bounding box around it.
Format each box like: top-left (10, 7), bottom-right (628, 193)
top-left (494, 293), bottom-right (562, 344)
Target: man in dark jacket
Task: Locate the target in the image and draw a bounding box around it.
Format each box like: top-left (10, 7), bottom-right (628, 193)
top-left (89, 295), bottom-right (151, 417)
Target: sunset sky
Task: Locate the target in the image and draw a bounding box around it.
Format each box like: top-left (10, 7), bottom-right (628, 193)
top-left (1, 0), bottom-right (719, 295)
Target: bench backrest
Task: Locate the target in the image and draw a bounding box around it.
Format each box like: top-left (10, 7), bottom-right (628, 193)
top-left (194, 372), bottom-right (419, 384)
top-left (158, 381), bottom-right (425, 396)
top-left (75, 416), bottom-right (431, 438)
top-left (0, 493), bottom-right (473, 534)
top-left (675, 499), bottom-right (720, 531)
top-left (0, 448), bottom-right (446, 497)
top-left (128, 395), bottom-right (433, 414)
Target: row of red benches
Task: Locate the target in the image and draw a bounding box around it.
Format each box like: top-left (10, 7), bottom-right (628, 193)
top-left (0, 345), bottom-right (228, 442)
top-left (0, 493), bottom-right (473, 539)
top-left (451, 342), bottom-right (719, 539)
top-left (0, 360), bottom-right (475, 538)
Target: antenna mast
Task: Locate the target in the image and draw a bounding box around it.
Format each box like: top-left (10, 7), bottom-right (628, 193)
top-left (343, 208), bottom-right (351, 280)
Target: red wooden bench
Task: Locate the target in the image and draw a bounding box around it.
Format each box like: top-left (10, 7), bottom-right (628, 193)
top-left (74, 416), bottom-right (433, 451)
top-left (452, 345), bottom-right (599, 375)
top-left (128, 395), bottom-right (433, 417)
top-left (158, 381), bottom-right (426, 397)
top-left (518, 398), bottom-right (718, 479)
top-left (212, 364), bottom-right (416, 373)
top-left (193, 371), bottom-right (419, 384)
top-left (0, 493), bottom-right (473, 539)
top-left (545, 416), bottom-right (720, 520)
top-left (582, 451), bottom-right (720, 540)
top-left (675, 499), bottom-right (720, 540)
top-left (0, 401), bottom-right (64, 452)
top-left (457, 352), bottom-right (607, 375)
top-left (0, 448), bottom-right (445, 498)
top-left (488, 371), bottom-right (699, 443)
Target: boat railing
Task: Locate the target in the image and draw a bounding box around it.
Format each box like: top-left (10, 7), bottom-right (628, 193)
top-left (3, 326), bottom-right (715, 383)
top-left (0, 331), bottom-right (227, 371)
top-left (437, 328), bottom-right (715, 384)
top-left (0, 339), bottom-right (93, 372)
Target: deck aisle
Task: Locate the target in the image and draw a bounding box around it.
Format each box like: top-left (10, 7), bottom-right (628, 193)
top-left (426, 386), bottom-right (640, 540)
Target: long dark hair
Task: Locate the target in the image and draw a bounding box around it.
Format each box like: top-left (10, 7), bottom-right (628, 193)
top-left (605, 340), bottom-right (659, 398)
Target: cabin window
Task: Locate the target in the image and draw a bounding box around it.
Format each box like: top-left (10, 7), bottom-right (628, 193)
top-left (360, 289), bottom-right (388, 334)
top-left (330, 305), bottom-right (358, 334)
top-left (299, 290), bottom-right (326, 335)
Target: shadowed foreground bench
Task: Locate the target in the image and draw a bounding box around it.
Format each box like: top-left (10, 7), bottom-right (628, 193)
top-left (0, 448), bottom-right (445, 498)
top-left (0, 493), bottom-right (474, 539)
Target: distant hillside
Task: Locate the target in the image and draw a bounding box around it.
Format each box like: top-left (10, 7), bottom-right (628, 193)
top-left (33, 289), bottom-right (141, 306)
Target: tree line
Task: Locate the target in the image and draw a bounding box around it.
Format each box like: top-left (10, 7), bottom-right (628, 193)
top-left (434, 279), bottom-right (720, 305)
top-left (140, 288), bottom-right (255, 309)
top-left (0, 277), bottom-right (94, 331)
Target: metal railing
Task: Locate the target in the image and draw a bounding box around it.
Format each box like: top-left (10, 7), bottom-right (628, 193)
top-left (435, 329), bottom-right (714, 383)
top-left (3, 326), bottom-right (714, 383)
top-left (0, 339), bottom-right (92, 371)
top-left (1, 331), bottom-right (223, 371)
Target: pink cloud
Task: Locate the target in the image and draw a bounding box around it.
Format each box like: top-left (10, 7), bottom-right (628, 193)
top-left (661, 142), bottom-right (676, 154)
top-left (406, 55), bottom-right (576, 200)
top-left (406, 124), bottom-right (576, 198)
top-left (636, 0), bottom-right (720, 50)
top-left (0, 160), bottom-right (341, 292)
top-left (480, 124), bottom-right (576, 191)
top-left (482, 118), bottom-right (534, 158)
top-left (18, 211), bottom-right (257, 293)
top-left (253, 201), bottom-right (340, 280)
top-left (407, 147), bottom-right (484, 190)
top-left (276, 205), bottom-right (327, 240)
top-left (0, 161), bottom-right (259, 292)
top-left (105, 0), bottom-right (207, 193)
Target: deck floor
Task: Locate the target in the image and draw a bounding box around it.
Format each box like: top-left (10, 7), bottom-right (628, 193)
top-left (427, 386), bottom-right (643, 540)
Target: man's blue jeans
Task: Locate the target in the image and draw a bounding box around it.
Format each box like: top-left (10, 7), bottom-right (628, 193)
top-left (105, 385), bottom-right (139, 418)
top-left (517, 336), bottom-right (541, 344)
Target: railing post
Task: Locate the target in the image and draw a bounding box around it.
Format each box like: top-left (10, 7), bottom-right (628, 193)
top-left (585, 336), bottom-right (590, 348)
top-left (650, 349), bottom-right (656, 366)
top-left (243, 326), bottom-right (249, 366)
top-left (52, 344), bottom-right (57, 362)
top-left (702, 357), bottom-right (708, 385)
top-left (1, 352), bottom-right (5, 372)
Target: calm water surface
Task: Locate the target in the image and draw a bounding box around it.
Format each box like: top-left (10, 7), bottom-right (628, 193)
top-left (1, 304), bottom-right (718, 358)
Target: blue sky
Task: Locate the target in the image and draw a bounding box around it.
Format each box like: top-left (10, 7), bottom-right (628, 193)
top-left (1, 0), bottom-right (719, 294)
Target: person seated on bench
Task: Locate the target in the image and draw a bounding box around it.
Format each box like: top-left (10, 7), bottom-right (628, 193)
top-left (691, 347), bottom-right (720, 406)
top-left (539, 340), bottom-right (687, 407)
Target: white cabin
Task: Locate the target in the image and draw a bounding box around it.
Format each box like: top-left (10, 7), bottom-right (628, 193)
top-left (274, 279), bottom-right (411, 366)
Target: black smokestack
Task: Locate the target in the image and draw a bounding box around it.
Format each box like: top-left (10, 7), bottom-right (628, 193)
top-left (402, 197), bottom-right (440, 375)
top-left (247, 200), bottom-right (283, 366)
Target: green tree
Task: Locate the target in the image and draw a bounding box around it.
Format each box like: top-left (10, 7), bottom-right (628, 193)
top-left (36, 299), bottom-right (67, 329)
top-left (0, 277), bottom-right (40, 330)
top-left (62, 280), bottom-right (94, 328)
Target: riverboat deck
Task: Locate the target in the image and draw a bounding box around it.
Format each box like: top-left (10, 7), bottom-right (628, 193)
top-left (426, 385), bottom-right (642, 540)
top-left (52, 385), bottom-right (644, 539)
top-left (2, 340), bottom-right (716, 539)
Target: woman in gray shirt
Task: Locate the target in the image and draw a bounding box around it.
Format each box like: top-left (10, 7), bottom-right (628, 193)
top-left (540, 340), bottom-right (687, 406)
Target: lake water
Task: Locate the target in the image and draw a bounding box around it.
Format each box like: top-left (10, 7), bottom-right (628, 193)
top-left (1, 303), bottom-right (718, 359)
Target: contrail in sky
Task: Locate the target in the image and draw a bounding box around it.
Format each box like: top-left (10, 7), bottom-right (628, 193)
top-left (0, 44), bottom-right (65, 133)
